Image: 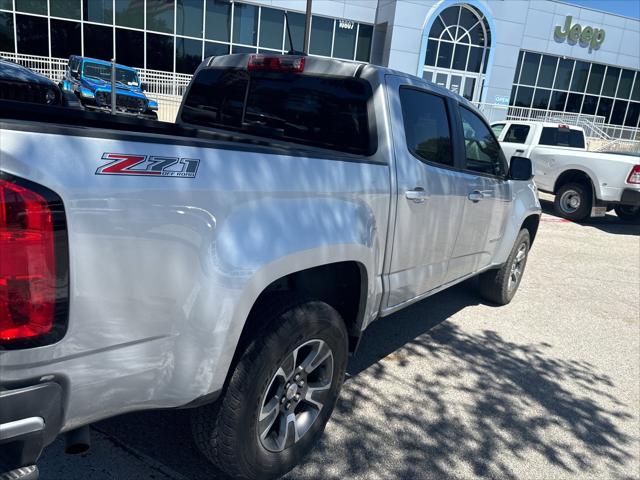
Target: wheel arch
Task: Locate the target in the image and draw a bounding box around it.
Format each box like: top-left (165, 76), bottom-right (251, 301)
top-left (553, 168), bottom-right (599, 199)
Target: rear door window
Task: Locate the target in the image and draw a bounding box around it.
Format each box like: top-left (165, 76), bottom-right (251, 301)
top-left (399, 87), bottom-right (453, 167)
top-left (539, 127), bottom-right (585, 148)
top-left (503, 124), bottom-right (530, 144)
top-left (460, 107), bottom-right (506, 177)
top-left (181, 68), bottom-right (374, 155)
top-left (491, 123), bottom-right (506, 138)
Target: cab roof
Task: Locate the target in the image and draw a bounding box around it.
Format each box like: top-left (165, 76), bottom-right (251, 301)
top-left (71, 55), bottom-right (137, 72)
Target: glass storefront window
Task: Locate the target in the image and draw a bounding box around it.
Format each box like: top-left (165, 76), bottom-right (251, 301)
top-left (537, 56), bottom-right (557, 89)
top-left (115, 0), bottom-right (143, 29)
top-left (565, 93), bottom-right (582, 112)
top-left (581, 95), bottom-right (598, 115)
top-left (550, 90), bottom-right (567, 111)
top-left (436, 41), bottom-right (453, 69)
top-left (554, 58), bottom-right (573, 90)
top-left (355, 24), bottom-right (372, 62)
top-left (617, 70), bottom-right (634, 99)
top-left (520, 52), bottom-right (541, 86)
top-left (15, 0), bottom-right (46, 15)
top-left (0, 11), bottom-right (14, 52)
top-left (452, 43), bottom-right (468, 71)
top-left (284, 11), bottom-right (304, 52)
top-left (515, 86), bottom-right (533, 108)
top-left (176, 37), bottom-right (203, 74)
top-left (231, 44), bottom-right (256, 54)
top-left (83, 0), bottom-right (112, 24)
top-left (611, 100), bottom-right (628, 125)
top-left (310, 15), bottom-right (333, 57)
top-left (586, 64), bottom-right (605, 95)
top-left (570, 61), bottom-right (589, 92)
top-left (205, 0), bottom-right (231, 42)
top-left (259, 7), bottom-right (284, 50)
top-left (84, 23), bottom-right (112, 60)
top-left (50, 19), bottom-right (80, 58)
top-left (147, 0), bottom-right (174, 34)
top-left (116, 28), bottom-right (144, 67)
top-left (233, 2), bottom-right (258, 46)
top-left (177, 0), bottom-right (203, 38)
top-left (146, 32), bottom-right (173, 71)
top-left (625, 102), bottom-right (639, 127)
top-left (205, 41), bottom-right (229, 57)
top-left (597, 97), bottom-right (614, 123)
top-left (602, 67), bottom-right (620, 97)
top-left (0, 0), bottom-right (12, 9)
top-left (333, 20), bottom-right (357, 60)
top-left (50, 0), bottom-right (81, 19)
top-left (16, 14), bottom-right (48, 56)
top-left (532, 88), bottom-right (551, 109)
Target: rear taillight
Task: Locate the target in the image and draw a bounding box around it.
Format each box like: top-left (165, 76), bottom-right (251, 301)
top-left (627, 165), bottom-right (640, 184)
top-left (0, 173), bottom-right (68, 348)
top-left (247, 54), bottom-right (306, 73)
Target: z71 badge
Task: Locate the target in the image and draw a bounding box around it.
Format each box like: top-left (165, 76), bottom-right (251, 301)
top-left (96, 153), bottom-right (200, 178)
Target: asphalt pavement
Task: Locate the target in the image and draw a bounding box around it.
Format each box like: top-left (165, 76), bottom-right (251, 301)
top-left (39, 195), bottom-right (640, 480)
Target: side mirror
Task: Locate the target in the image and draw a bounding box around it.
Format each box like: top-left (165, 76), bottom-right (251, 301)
top-left (509, 156), bottom-right (533, 181)
top-left (141, 82), bottom-right (149, 92)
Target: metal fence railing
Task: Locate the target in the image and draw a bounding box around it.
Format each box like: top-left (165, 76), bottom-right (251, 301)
top-left (476, 102), bottom-right (640, 153)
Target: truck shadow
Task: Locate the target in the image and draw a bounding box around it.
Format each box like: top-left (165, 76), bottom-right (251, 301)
top-left (539, 198), bottom-right (640, 235)
top-left (81, 282), bottom-right (636, 480)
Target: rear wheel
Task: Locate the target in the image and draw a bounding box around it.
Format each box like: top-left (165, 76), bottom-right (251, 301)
top-left (614, 205), bottom-right (640, 222)
top-left (191, 297), bottom-right (348, 480)
top-left (478, 229), bottom-right (530, 306)
top-left (554, 182), bottom-right (592, 221)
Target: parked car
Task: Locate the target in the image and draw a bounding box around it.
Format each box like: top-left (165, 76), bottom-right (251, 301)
top-left (1, 53), bottom-right (541, 480)
top-left (0, 57), bottom-right (80, 108)
top-left (492, 121), bottom-right (640, 222)
top-left (60, 55), bottom-right (158, 119)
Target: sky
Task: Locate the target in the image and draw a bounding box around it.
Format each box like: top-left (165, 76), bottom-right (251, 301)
top-left (564, 0), bottom-right (640, 19)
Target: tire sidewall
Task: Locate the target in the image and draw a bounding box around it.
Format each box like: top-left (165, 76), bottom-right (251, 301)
top-left (555, 183), bottom-right (591, 221)
top-left (233, 302), bottom-right (348, 479)
top-left (502, 229), bottom-right (530, 303)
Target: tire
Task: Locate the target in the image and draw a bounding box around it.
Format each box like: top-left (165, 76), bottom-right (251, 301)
top-left (554, 182), bottom-right (592, 221)
top-left (191, 296), bottom-right (348, 480)
top-left (478, 229), bottom-right (531, 306)
top-left (614, 204), bottom-right (640, 222)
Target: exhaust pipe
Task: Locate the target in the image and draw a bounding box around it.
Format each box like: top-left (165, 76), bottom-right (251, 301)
top-left (65, 426), bottom-right (90, 455)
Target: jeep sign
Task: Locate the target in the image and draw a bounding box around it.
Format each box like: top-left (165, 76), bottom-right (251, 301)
top-left (554, 15), bottom-right (605, 51)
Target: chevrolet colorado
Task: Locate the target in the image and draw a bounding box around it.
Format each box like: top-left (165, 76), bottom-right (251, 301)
top-left (0, 54), bottom-right (540, 480)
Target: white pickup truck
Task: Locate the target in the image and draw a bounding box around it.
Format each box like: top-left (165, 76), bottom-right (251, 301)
top-left (491, 121), bottom-right (640, 222)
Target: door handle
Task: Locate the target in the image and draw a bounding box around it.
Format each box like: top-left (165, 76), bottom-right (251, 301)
top-left (405, 188), bottom-right (428, 203)
top-left (467, 190), bottom-right (484, 202)
top-left (515, 149), bottom-right (525, 154)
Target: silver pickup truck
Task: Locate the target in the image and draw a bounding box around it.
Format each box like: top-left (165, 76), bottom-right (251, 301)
top-left (0, 54), bottom-right (541, 480)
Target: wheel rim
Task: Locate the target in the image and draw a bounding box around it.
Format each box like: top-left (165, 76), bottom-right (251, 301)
top-left (257, 339), bottom-right (334, 453)
top-left (508, 243), bottom-right (528, 292)
top-left (559, 189), bottom-right (581, 214)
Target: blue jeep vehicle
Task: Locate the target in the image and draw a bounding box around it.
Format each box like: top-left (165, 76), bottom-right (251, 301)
top-left (61, 56), bottom-right (158, 119)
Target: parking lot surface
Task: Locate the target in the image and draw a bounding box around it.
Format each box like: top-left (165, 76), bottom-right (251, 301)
top-left (39, 197), bottom-right (640, 480)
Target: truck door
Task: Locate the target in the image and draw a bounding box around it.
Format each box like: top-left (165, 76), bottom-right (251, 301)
top-left (499, 123), bottom-right (532, 163)
top-left (445, 105), bottom-right (511, 281)
top-left (384, 76), bottom-right (466, 308)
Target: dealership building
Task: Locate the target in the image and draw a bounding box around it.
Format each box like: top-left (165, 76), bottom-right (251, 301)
top-left (0, 0), bottom-right (638, 130)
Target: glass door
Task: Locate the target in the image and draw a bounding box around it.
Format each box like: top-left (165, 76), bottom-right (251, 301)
top-left (423, 68), bottom-right (483, 102)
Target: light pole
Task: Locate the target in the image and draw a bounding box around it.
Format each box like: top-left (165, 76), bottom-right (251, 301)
top-left (110, 58), bottom-right (116, 115)
top-left (303, 0), bottom-right (312, 53)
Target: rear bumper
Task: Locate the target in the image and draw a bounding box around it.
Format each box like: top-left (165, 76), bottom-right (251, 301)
top-left (619, 188), bottom-right (640, 206)
top-left (0, 383), bottom-right (64, 472)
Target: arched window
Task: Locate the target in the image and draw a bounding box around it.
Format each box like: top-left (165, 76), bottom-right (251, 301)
top-left (423, 4), bottom-right (491, 102)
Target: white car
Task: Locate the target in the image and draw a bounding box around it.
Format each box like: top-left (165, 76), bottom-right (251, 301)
top-left (491, 121), bottom-right (640, 222)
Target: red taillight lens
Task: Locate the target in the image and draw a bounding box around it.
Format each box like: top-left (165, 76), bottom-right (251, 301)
top-left (247, 54), bottom-right (305, 73)
top-left (627, 165), bottom-right (640, 184)
top-left (0, 178), bottom-right (56, 341)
